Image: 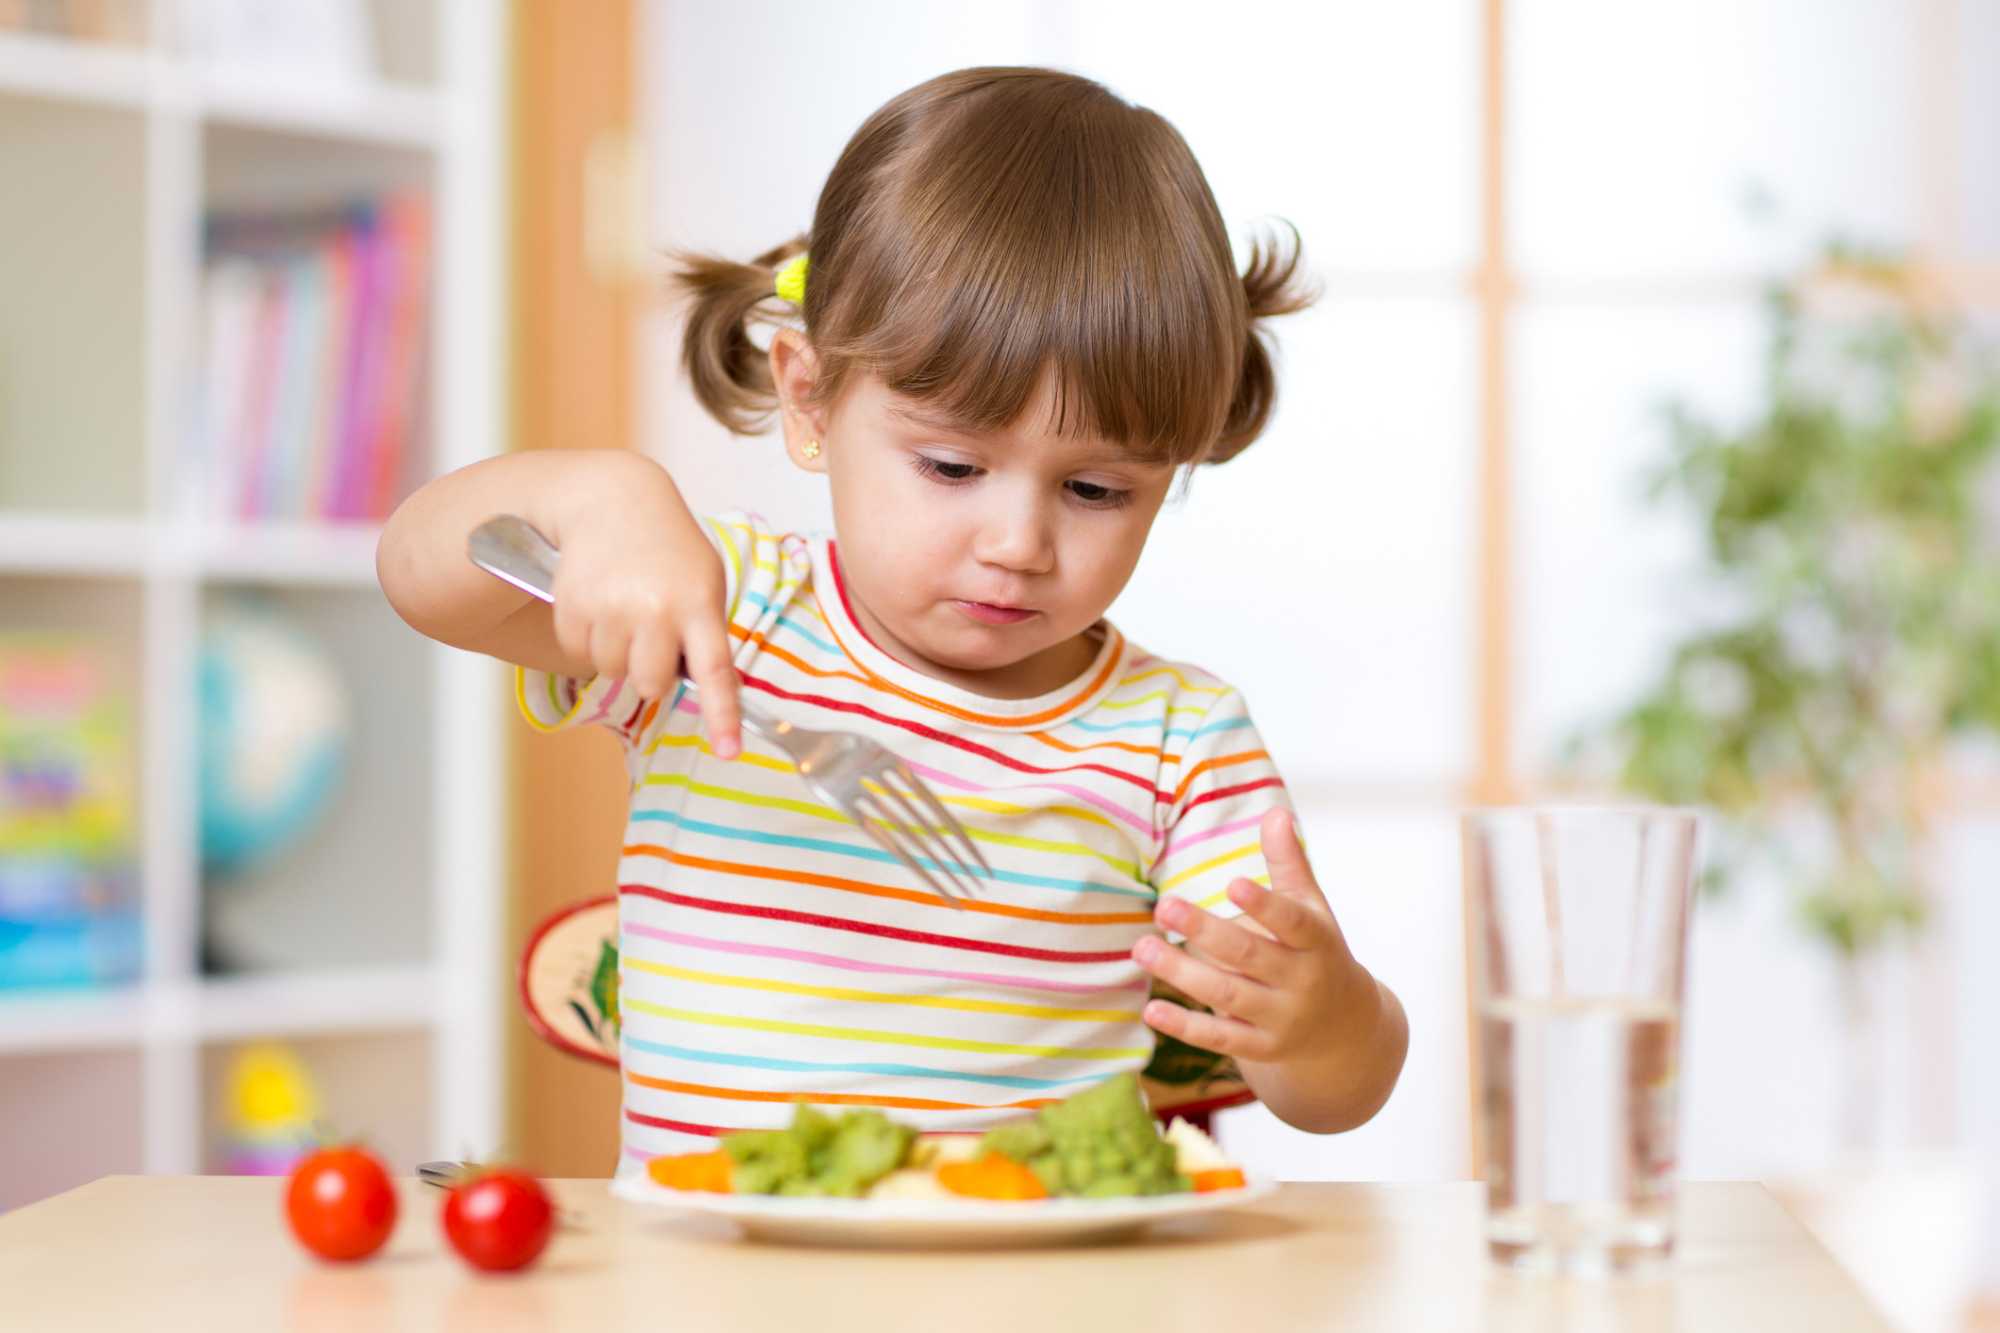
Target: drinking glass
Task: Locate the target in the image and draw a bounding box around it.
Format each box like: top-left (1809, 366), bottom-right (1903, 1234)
top-left (1462, 805), bottom-right (1699, 1275)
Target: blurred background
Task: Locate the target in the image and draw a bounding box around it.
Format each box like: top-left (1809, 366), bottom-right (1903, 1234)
top-left (0, 1), bottom-right (1994, 1327)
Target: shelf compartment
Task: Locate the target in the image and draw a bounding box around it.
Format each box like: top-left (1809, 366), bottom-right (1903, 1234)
top-left (201, 1029), bottom-right (432, 1175)
top-left (196, 583), bottom-right (434, 975)
top-left (0, 1048), bottom-right (143, 1210)
top-left (168, 0), bottom-right (441, 100)
top-left (0, 577), bottom-right (148, 995)
top-left (194, 126), bottom-right (435, 526)
top-left (0, 90), bottom-right (147, 515)
top-left (204, 118), bottom-right (432, 216)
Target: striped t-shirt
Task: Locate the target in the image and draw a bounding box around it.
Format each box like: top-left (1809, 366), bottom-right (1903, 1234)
top-left (518, 511), bottom-right (1291, 1178)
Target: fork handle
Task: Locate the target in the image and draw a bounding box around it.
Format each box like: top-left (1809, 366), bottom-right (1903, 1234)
top-left (467, 513), bottom-right (566, 606)
top-left (468, 514), bottom-right (773, 738)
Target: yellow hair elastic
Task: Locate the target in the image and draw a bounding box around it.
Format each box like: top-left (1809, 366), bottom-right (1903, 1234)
top-left (774, 253), bottom-right (809, 305)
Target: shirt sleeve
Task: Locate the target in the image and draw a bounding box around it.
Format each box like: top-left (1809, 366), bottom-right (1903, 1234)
top-left (1149, 687), bottom-right (1293, 924)
top-left (512, 508), bottom-right (772, 749)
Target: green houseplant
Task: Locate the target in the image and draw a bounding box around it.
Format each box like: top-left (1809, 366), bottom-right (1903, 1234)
top-left (1584, 249), bottom-right (2000, 1145)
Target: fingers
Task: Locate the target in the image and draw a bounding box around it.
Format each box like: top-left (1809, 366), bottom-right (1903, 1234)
top-left (1140, 995), bottom-right (1276, 1063)
top-left (1154, 895), bottom-right (1295, 983)
top-left (550, 594), bottom-right (593, 668)
top-left (1225, 877), bottom-right (1327, 951)
top-left (550, 568), bottom-right (734, 755)
top-left (624, 623), bottom-right (679, 703)
top-left (1133, 935), bottom-right (1277, 1028)
top-left (587, 618), bottom-right (634, 685)
top-left (1260, 808), bottom-right (1318, 900)
top-left (682, 619), bottom-right (741, 760)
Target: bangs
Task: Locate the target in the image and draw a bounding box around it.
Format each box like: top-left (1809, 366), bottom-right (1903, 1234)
top-left (807, 78), bottom-right (1246, 465)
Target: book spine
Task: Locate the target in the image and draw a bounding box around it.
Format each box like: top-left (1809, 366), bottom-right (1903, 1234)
top-left (235, 271), bottom-right (287, 522)
top-left (308, 229), bottom-right (356, 520)
top-left (368, 193), bottom-right (432, 519)
top-left (332, 206), bottom-right (384, 521)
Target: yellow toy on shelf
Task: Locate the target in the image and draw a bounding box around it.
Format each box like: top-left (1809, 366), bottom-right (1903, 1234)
top-left (217, 1043), bottom-right (320, 1176)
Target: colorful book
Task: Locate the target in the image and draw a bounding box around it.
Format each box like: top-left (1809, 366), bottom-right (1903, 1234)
top-left (199, 259), bottom-right (259, 519)
top-left (305, 228), bottom-right (357, 518)
top-left (368, 193), bottom-right (432, 519)
top-left (196, 195), bottom-right (432, 524)
top-left (235, 270), bottom-right (287, 522)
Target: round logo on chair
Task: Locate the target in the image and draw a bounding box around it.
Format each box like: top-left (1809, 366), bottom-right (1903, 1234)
top-left (519, 897), bottom-right (620, 1067)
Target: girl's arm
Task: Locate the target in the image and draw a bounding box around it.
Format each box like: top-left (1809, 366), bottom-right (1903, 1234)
top-left (376, 448), bottom-right (743, 757)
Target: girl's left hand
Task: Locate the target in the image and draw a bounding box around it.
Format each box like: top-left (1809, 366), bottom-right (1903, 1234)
top-left (1132, 808), bottom-right (1364, 1063)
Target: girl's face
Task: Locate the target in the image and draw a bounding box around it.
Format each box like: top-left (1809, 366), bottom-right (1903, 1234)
top-left (774, 337), bottom-right (1176, 699)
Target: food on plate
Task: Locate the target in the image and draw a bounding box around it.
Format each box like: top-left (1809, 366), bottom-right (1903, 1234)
top-left (975, 1072), bottom-right (1185, 1197)
top-left (284, 1144), bottom-right (399, 1262)
top-left (649, 1148), bottom-right (732, 1194)
top-left (441, 1167), bottom-right (555, 1272)
top-left (1163, 1115), bottom-right (1247, 1190)
top-left (936, 1152), bottom-right (1050, 1200)
top-left (645, 1072), bottom-right (1246, 1203)
top-left (717, 1103), bottom-right (917, 1197)
top-left (861, 1134), bottom-right (982, 1201)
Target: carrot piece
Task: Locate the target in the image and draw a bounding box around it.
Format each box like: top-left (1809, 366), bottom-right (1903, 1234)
top-left (936, 1154), bottom-right (1049, 1201)
top-left (648, 1150), bottom-right (733, 1193)
top-left (1191, 1167), bottom-right (1247, 1192)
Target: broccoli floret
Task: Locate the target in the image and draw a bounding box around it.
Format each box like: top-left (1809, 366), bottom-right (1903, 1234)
top-left (812, 1110), bottom-right (915, 1198)
top-left (978, 1118), bottom-right (1051, 1164)
top-left (721, 1104), bottom-right (914, 1197)
top-left (975, 1073), bottom-right (1189, 1198)
top-left (723, 1126), bottom-right (810, 1195)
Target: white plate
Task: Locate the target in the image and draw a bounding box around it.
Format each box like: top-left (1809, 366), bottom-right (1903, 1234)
top-left (610, 1172), bottom-right (1278, 1248)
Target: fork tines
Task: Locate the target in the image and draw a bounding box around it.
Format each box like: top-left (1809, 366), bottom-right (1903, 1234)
top-left (850, 774), bottom-right (987, 907)
top-left (885, 761), bottom-right (991, 880)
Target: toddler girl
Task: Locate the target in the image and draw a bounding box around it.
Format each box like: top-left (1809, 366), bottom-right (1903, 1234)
top-left (379, 66), bottom-right (1407, 1175)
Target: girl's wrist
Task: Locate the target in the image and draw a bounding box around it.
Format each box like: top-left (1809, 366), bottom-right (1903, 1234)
top-left (1307, 952), bottom-right (1388, 1062)
top-left (1248, 964), bottom-right (1406, 1134)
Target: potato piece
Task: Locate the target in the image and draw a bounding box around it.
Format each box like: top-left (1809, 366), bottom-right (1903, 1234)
top-left (865, 1167), bottom-right (953, 1202)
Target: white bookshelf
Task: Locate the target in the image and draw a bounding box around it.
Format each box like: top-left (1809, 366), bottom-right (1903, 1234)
top-left (0, 1), bottom-right (505, 1206)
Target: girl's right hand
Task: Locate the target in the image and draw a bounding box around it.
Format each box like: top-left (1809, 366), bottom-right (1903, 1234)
top-left (545, 463), bottom-right (742, 760)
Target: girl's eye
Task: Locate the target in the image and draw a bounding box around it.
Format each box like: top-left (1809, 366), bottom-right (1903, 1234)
top-left (1066, 479), bottom-right (1132, 509)
top-left (911, 456), bottom-right (981, 484)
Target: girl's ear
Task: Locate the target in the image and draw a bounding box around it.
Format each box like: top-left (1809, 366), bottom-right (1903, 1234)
top-left (769, 329), bottom-right (829, 474)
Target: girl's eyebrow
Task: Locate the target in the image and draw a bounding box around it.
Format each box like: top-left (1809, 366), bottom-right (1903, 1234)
top-left (887, 401), bottom-right (982, 436)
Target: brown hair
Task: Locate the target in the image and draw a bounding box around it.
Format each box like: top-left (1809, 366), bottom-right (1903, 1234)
top-left (674, 67), bottom-right (1314, 466)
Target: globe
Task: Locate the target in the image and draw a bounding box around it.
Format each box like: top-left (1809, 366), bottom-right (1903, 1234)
top-left (199, 601), bottom-right (350, 874)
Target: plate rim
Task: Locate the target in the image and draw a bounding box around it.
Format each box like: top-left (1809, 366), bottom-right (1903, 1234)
top-left (609, 1170), bottom-right (1279, 1228)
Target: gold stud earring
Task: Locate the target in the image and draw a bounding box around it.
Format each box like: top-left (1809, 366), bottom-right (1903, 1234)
top-left (802, 439), bottom-right (821, 460)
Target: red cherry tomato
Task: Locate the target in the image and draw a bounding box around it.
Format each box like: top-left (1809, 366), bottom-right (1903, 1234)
top-left (285, 1146), bottom-right (398, 1262)
top-left (441, 1169), bottom-right (554, 1273)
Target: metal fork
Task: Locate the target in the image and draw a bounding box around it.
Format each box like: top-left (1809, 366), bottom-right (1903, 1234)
top-left (469, 514), bottom-right (990, 906)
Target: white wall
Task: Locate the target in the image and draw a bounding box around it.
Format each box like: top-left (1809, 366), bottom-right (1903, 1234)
top-left (637, 1), bottom-right (1998, 1241)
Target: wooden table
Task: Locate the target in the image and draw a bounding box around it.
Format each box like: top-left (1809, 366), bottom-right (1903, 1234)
top-left (0, 1177), bottom-right (1887, 1331)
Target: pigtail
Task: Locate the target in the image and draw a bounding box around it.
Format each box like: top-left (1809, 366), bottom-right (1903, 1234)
top-left (1208, 221), bottom-right (1317, 463)
top-left (671, 234), bottom-right (809, 435)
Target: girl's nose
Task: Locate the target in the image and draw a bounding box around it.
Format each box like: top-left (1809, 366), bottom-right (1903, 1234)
top-left (973, 498), bottom-right (1056, 575)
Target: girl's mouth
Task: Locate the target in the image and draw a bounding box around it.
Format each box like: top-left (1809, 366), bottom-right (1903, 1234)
top-left (952, 599), bottom-right (1037, 625)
